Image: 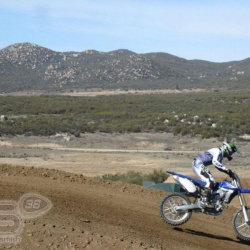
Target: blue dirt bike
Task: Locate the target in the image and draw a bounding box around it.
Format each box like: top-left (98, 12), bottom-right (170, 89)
top-left (159, 170), bottom-right (250, 241)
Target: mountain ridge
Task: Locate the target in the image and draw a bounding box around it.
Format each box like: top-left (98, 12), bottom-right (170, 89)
top-left (0, 42), bottom-right (249, 92)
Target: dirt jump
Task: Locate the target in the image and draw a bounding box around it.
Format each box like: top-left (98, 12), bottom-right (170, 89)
top-left (0, 164), bottom-right (250, 250)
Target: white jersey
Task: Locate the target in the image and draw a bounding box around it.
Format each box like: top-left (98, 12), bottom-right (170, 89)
top-left (194, 148), bottom-right (228, 172)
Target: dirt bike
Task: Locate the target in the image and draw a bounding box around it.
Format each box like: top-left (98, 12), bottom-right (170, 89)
top-left (159, 170), bottom-right (250, 241)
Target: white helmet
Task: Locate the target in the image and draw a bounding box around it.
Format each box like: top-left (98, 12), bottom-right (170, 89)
top-left (221, 141), bottom-right (239, 156)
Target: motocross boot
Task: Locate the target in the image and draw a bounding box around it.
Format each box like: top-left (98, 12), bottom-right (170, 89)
top-left (215, 203), bottom-right (222, 211)
top-left (212, 193), bottom-right (222, 211)
top-left (211, 184), bottom-right (222, 211)
top-left (203, 188), bottom-right (212, 205)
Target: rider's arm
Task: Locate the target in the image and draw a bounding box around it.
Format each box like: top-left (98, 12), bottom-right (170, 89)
top-left (210, 148), bottom-right (229, 172)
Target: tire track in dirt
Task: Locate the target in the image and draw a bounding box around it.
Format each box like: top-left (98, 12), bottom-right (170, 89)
top-left (0, 164), bottom-right (249, 249)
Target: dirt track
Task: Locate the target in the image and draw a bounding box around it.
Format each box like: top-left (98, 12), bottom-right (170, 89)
top-left (0, 164), bottom-right (250, 250)
top-left (0, 133), bottom-right (249, 249)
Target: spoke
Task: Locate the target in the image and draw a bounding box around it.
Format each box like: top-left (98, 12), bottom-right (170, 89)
top-left (241, 227), bottom-right (250, 236)
top-left (236, 216), bottom-right (250, 236)
top-left (162, 195), bottom-right (189, 223)
top-left (234, 208), bottom-right (250, 239)
top-left (237, 222), bottom-right (247, 228)
top-left (245, 227), bottom-right (250, 236)
top-left (164, 207), bottom-right (171, 212)
top-left (165, 211), bottom-right (173, 216)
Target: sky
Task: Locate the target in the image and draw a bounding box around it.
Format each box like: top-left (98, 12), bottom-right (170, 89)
top-left (0, 0), bottom-right (250, 62)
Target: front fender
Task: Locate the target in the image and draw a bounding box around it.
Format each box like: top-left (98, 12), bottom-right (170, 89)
top-left (240, 189), bottom-right (250, 194)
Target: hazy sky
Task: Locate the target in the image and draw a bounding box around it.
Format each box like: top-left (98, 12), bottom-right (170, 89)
top-left (1, 0), bottom-right (250, 62)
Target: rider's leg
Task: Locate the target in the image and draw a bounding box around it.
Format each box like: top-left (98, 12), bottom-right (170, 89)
top-left (192, 161), bottom-right (215, 204)
top-left (192, 161), bottom-right (215, 187)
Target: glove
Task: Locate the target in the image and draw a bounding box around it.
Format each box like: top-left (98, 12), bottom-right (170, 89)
top-left (226, 169), bottom-right (234, 178)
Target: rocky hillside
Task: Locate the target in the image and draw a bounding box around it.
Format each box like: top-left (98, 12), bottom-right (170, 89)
top-left (0, 43), bottom-right (249, 92)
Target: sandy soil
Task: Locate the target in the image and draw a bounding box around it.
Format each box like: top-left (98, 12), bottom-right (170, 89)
top-left (0, 133), bottom-right (249, 249)
top-left (59, 89), bottom-right (208, 97)
top-left (0, 133), bottom-right (249, 177)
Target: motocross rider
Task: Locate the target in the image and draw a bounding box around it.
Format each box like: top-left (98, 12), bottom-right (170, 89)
top-left (192, 141), bottom-right (239, 211)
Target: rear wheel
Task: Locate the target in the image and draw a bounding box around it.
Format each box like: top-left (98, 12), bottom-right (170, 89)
top-left (233, 207), bottom-right (250, 241)
top-left (159, 193), bottom-right (192, 226)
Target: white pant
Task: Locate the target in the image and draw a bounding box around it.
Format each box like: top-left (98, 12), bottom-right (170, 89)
top-left (192, 159), bottom-right (216, 189)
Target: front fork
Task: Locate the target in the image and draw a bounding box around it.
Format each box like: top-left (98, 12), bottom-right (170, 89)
top-left (238, 191), bottom-right (250, 223)
top-left (232, 178), bottom-right (250, 223)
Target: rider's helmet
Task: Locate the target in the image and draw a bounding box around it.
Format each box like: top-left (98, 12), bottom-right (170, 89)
top-left (221, 141), bottom-right (239, 156)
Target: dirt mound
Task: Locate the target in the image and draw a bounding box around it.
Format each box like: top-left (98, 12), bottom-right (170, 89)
top-left (0, 164), bottom-right (249, 250)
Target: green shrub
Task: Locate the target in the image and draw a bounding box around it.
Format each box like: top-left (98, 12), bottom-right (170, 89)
top-left (101, 171), bottom-right (143, 185)
top-left (143, 169), bottom-right (169, 183)
top-left (100, 169), bottom-right (169, 185)
top-left (0, 91), bottom-right (249, 138)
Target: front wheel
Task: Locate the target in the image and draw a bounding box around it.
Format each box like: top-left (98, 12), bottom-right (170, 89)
top-left (159, 193), bottom-right (192, 226)
top-left (233, 207), bottom-right (250, 241)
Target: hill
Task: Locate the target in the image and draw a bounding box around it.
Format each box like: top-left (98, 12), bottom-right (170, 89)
top-left (0, 43), bottom-right (249, 92)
